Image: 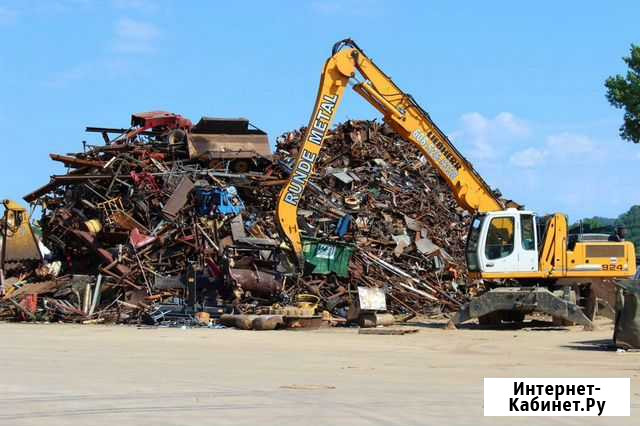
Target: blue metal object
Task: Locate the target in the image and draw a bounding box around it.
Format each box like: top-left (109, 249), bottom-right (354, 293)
top-left (213, 186), bottom-right (245, 216)
top-left (194, 187), bottom-right (215, 216)
top-left (244, 213), bottom-right (258, 231)
top-left (194, 186), bottom-right (245, 217)
top-left (335, 214), bottom-right (353, 238)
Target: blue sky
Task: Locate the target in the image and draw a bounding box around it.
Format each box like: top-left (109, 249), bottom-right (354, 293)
top-left (1, 0), bottom-right (639, 221)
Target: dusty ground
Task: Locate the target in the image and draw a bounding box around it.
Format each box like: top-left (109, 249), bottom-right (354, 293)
top-left (0, 319), bottom-right (637, 425)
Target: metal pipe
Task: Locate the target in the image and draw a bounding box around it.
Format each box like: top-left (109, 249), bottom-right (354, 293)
top-left (83, 283), bottom-right (92, 315)
top-left (353, 82), bottom-right (404, 119)
top-left (88, 274), bottom-right (103, 316)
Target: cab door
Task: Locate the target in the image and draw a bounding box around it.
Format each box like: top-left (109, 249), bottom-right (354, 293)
top-left (517, 213), bottom-right (538, 272)
top-left (480, 214), bottom-right (519, 272)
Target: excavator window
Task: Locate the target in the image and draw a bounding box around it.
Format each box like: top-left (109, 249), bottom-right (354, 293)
top-left (485, 217), bottom-right (515, 260)
top-left (521, 214), bottom-right (536, 251)
top-left (465, 216), bottom-right (484, 271)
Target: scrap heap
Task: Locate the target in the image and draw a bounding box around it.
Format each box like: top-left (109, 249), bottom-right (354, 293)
top-left (274, 120), bottom-right (471, 316)
top-left (2, 112), bottom-right (280, 323)
top-left (0, 112), bottom-right (471, 324)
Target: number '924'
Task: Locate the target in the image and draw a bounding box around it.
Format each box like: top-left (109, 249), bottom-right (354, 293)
top-left (601, 264), bottom-right (623, 271)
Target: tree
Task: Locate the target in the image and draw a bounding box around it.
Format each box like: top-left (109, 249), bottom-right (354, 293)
top-left (572, 206), bottom-right (640, 256)
top-left (579, 218), bottom-right (604, 233)
top-left (617, 205), bottom-right (640, 256)
top-left (605, 44), bottom-right (640, 143)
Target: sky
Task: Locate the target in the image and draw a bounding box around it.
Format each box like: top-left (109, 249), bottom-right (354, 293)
top-left (0, 0), bottom-right (639, 222)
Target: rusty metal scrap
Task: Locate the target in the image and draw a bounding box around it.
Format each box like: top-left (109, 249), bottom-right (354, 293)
top-left (1, 114), bottom-right (472, 326)
top-left (274, 120), bottom-right (471, 317)
top-left (0, 113), bottom-right (278, 325)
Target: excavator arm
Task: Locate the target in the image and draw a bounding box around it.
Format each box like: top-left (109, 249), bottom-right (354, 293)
top-left (276, 39), bottom-right (503, 267)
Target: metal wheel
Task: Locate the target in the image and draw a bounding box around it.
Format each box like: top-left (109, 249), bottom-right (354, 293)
top-left (478, 311), bottom-right (503, 326)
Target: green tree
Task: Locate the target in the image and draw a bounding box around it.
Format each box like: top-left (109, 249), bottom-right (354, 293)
top-left (605, 44), bottom-right (640, 143)
top-left (569, 217), bottom-right (614, 233)
top-left (580, 218), bottom-right (603, 233)
top-left (572, 207), bottom-right (640, 256)
top-left (618, 205), bottom-right (640, 256)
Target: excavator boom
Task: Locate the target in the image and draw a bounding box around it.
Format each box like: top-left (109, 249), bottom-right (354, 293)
top-left (276, 39), bottom-right (503, 265)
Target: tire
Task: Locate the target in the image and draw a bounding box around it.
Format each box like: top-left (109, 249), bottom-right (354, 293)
top-left (503, 311), bottom-right (525, 323)
top-left (478, 311), bottom-right (503, 326)
top-left (552, 316), bottom-right (574, 326)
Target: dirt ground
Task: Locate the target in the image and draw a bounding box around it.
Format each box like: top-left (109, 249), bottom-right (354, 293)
top-left (0, 318), bottom-right (637, 425)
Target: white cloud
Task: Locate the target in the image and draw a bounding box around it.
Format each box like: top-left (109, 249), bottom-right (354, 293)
top-left (112, 17), bottom-right (161, 54)
top-left (494, 112), bottom-right (530, 137)
top-left (509, 147), bottom-right (547, 168)
top-left (46, 17), bottom-right (159, 87)
top-left (545, 132), bottom-right (594, 155)
top-left (447, 112), bottom-right (633, 219)
top-left (508, 132), bottom-right (595, 169)
top-left (451, 112), bottom-right (530, 160)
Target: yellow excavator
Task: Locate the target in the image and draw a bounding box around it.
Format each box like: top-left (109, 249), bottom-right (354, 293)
top-left (276, 39), bottom-right (637, 328)
top-left (1, 200), bottom-right (43, 277)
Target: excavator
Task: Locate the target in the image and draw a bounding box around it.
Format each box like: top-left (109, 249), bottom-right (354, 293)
top-left (1, 200), bottom-right (43, 276)
top-left (275, 39), bottom-right (637, 328)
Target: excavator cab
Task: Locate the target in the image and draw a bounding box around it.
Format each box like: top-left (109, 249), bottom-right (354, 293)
top-left (457, 208), bottom-right (593, 327)
top-left (456, 208), bottom-right (636, 328)
top-left (466, 209), bottom-right (539, 275)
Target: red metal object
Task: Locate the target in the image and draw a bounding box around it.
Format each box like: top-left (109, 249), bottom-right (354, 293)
top-left (130, 171), bottom-right (160, 192)
top-left (129, 228), bottom-right (156, 249)
top-left (135, 149), bottom-right (166, 162)
top-left (206, 258), bottom-right (223, 279)
top-left (125, 111), bottom-right (193, 142)
top-left (131, 111), bottom-right (192, 131)
top-left (20, 294), bottom-right (37, 320)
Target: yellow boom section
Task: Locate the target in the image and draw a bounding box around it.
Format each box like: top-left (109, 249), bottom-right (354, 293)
top-left (276, 39), bottom-right (504, 266)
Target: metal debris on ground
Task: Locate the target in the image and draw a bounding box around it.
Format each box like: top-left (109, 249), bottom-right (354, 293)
top-left (0, 113), bottom-right (471, 328)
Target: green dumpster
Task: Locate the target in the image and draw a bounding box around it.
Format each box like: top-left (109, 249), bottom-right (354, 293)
top-left (302, 239), bottom-right (355, 278)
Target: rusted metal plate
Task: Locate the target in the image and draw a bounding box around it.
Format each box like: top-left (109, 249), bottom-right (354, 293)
top-left (187, 134), bottom-right (271, 160)
top-left (230, 215), bottom-right (246, 241)
top-left (111, 211), bottom-right (149, 233)
top-left (162, 177), bottom-right (194, 219)
top-left (4, 280), bottom-right (62, 299)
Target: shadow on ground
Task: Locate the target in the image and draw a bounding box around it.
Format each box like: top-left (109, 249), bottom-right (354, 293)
top-left (561, 339), bottom-right (616, 352)
top-left (401, 319), bottom-right (572, 331)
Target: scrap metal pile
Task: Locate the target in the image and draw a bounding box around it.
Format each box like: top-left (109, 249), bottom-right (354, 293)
top-left (0, 112), bottom-right (471, 324)
top-left (274, 120), bottom-right (471, 316)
